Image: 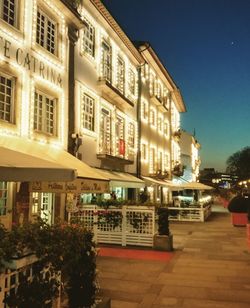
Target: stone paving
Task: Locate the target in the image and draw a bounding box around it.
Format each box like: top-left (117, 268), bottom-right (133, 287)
top-left (97, 206), bottom-right (250, 307)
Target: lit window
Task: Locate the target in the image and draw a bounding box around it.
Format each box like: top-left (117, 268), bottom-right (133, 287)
top-left (101, 41), bottom-right (112, 82)
top-left (128, 122), bottom-right (135, 148)
top-left (0, 73), bottom-right (15, 123)
top-left (141, 100), bottom-right (148, 120)
top-left (129, 69), bottom-right (135, 95)
top-left (117, 56), bottom-right (125, 93)
top-left (149, 148), bottom-right (156, 173)
top-left (150, 108), bottom-right (156, 126)
top-left (82, 18), bottom-right (95, 57)
top-left (141, 144), bottom-right (147, 160)
top-left (158, 117), bottom-right (163, 133)
top-left (164, 121), bottom-right (169, 136)
top-left (0, 182), bottom-right (7, 216)
top-left (116, 115), bottom-right (125, 157)
top-left (36, 8), bottom-right (57, 55)
top-left (99, 108), bottom-right (111, 154)
top-left (158, 152), bottom-right (163, 171)
top-left (1, 0), bottom-right (17, 27)
top-left (164, 153), bottom-right (169, 169)
top-left (82, 93), bottom-right (95, 131)
top-left (34, 90), bottom-right (57, 135)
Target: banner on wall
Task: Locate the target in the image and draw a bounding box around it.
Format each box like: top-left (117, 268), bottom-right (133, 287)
top-left (29, 179), bottom-right (109, 194)
top-left (119, 139), bottom-right (125, 155)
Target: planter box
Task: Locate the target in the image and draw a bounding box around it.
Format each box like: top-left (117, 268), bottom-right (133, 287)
top-left (2, 252), bottom-right (37, 270)
top-left (231, 213), bottom-right (248, 226)
top-left (153, 234), bottom-right (173, 251)
top-left (96, 297), bottom-right (111, 308)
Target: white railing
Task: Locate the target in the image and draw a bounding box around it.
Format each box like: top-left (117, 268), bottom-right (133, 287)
top-left (0, 256), bottom-right (61, 307)
top-left (69, 205), bottom-right (155, 247)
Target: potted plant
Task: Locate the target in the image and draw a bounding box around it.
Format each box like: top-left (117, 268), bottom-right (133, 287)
top-left (153, 207), bottom-right (173, 251)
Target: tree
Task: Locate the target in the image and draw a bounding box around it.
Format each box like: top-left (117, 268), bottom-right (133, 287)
top-left (226, 147), bottom-right (250, 180)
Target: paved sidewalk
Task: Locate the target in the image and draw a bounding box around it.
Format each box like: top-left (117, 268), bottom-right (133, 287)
top-left (97, 206), bottom-right (250, 307)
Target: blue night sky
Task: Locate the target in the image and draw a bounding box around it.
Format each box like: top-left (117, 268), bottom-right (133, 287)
top-left (102, 0), bottom-right (250, 172)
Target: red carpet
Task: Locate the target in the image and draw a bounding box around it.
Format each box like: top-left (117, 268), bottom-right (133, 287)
top-left (98, 247), bottom-right (174, 262)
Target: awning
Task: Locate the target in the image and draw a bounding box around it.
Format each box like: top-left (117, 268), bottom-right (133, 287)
top-left (142, 176), bottom-right (174, 188)
top-left (0, 135), bottom-right (108, 183)
top-left (0, 146), bottom-right (76, 181)
top-left (171, 181), bottom-right (214, 190)
top-left (95, 169), bottom-right (145, 188)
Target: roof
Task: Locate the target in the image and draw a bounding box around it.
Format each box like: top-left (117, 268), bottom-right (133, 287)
top-left (137, 42), bottom-right (187, 113)
top-left (90, 0), bottom-right (144, 64)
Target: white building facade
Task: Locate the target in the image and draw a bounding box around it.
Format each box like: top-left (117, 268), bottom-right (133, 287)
top-left (0, 0), bottom-right (89, 228)
top-left (137, 43), bottom-right (186, 203)
top-left (73, 0), bottom-right (145, 201)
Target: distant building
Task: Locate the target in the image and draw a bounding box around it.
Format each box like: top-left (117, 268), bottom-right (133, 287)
top-left (179, 130), bottom-right (201, 182)
top-left (199, 168), bottom-right (239, 189)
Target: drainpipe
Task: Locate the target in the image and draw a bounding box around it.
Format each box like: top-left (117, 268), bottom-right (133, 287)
top-left (136, 65), bottom-right (142, 179)
top-left (67, 25), bottom-right (79, 156)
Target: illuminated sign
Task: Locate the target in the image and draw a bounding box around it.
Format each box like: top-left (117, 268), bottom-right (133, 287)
top-left (29, 179), bottom-right (110, 194)
top-left (0, 35), bottom-right (63, 87)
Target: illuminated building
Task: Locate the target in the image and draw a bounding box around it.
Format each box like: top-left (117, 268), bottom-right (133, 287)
top-left (179, 130), bottom-right (201, 182)
top-left (72, 0), bottom-right (145, 201)
top-left (0, 0), bottom-right (107, 229)
top-left (136, 42), bottom-right (186, 203)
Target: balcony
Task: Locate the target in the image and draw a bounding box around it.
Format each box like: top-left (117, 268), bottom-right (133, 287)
top-left (97, 140), bottom-right (134, 165)
top-left (172, 163), bottom-right (184, 177)
top-left (98, 78), bottom-right (135, 111)
top-left (173, 129), bottom-right (181, 142)
top-left (150, 94), bottom-right (167, 112)
top-left (150, 169), bottom-right (169, 180)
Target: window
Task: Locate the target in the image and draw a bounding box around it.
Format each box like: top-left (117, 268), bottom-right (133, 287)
top-left (149, 148), bottom-right (156, 173)
top-left (164, 153), bottom-right (169, 170)
top-left (141, 100), bottom-right (148, 120)
top-left (101, 41), bottom-right (112, 82)
top-left (0, 73), bottom-right (15, 123)
top-left (158, 117), bottom-right (163, 133)
top-left (0, 182), bottom-right (7, 216)
top-left (99, 108), bottom-right (111, 154)
top-left (164, 121), bottom-right (169, 136)
top-left (129, 69), bottom-right (135, 95)
top-left (82, 93), bottom-right (95, 131)
top-left (34, 90), bottom-right (57, 135)
top-left (31, 192), bottom-right (54, 225)
top-left (128, 122), bottom-right (135, 148)
top-left (141, 144), bottom-right (147, 161)
top-left (82, 18), bottom-right (95, 57)
top-left (116, 115), bottom-right (125, 156)
top-left (158, 152), bottom-right (163, 171)
top-left (150, 108), bottom-right (156, 126)
top-left (36, 8), bottom-right (57, 55)
top-left (1, 0), bottom-right (17, 27)
top-left (117, 56), bottom-right (125, 93)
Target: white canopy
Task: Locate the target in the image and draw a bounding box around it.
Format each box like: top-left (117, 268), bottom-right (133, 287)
top-left (0, 135), bottom-right (108, 182)
top-left (171, 181), bottom-right (214, 190)
top-left (96, 169), bottom-right (145, 188)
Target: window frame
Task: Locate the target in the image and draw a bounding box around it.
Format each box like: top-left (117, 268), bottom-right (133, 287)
top-left (150, 108), bottom-right (156, 127)
top-left (101, 40), bottom-right (112, 83)
top-left (128, 122), bottom-right (135, 148)
top-left (0, 181), bottom-right (8, 216)
top-left (81, 92), bottom-right (95, 132)
top-left (0, 71), bottom-right (15, 123)
top-left (33, 89), bottom-right (57, 136)
top-left (117, 56), bottom-right (125, 94)
top-left (0, 0), bottom-right (18, 28)
top-left (82, 18), bottom-right (95, 57)
top-left (128, 68), bottom-right (136, 96)
top-left (36, 7), bottom-right (58, 55)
